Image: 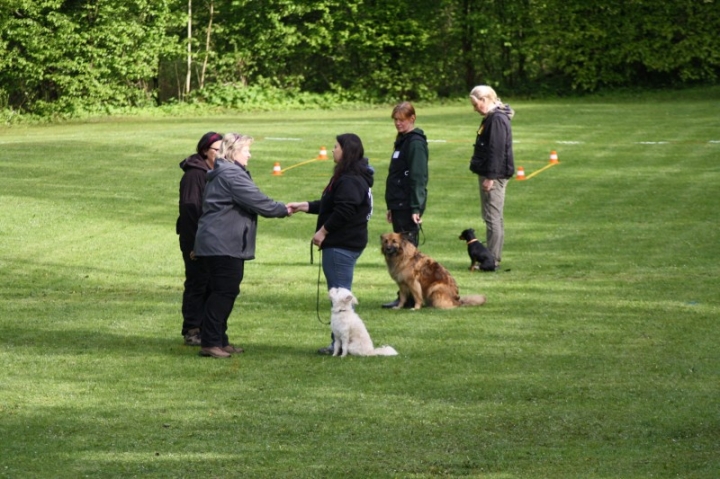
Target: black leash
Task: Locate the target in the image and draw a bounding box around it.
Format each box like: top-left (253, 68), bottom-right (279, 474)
top-left (310, 241), bottom-right (330, 325)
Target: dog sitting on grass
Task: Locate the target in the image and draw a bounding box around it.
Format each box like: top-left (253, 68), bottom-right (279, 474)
top-left (459, 228), bottom-right (497, 271)
top-left (329, 288), bottom-right (398, 357)
top-left (381, 232), bottom-right (487, 309)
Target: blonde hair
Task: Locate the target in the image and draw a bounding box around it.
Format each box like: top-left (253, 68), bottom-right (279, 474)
top-left (470, 85), bottom-right (500, 103)
top-left (219, 133), bottom-right (254, 162)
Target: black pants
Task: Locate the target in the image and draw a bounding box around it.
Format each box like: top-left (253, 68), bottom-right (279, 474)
top-left (391, 208), bottom-right (420, 246)
top-left (181, 250), bottom-right (210, 335)
top-left (200, 256), bottom-right (245, 348)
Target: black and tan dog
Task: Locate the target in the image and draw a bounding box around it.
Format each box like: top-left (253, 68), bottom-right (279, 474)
top-left (459, 229), bottom-right (496, 271)
top-left (381, 232), bottom-right (486, 310)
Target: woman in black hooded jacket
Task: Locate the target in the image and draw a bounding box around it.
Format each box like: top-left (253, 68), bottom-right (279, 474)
top-left (288, 133), bottom-right (374, 354)
top-left (176, 131), bottom-right (222, 346)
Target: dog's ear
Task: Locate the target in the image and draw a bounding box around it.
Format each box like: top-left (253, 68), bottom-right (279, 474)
top-left (342, 292), bottom-right (355, 306)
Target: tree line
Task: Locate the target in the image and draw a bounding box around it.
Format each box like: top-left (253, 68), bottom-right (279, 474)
top-left (1, 0), bottom-right (719, 116)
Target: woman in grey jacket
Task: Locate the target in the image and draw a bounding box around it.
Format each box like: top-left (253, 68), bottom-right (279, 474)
top-left (194, 133), bottom-right (291, 358)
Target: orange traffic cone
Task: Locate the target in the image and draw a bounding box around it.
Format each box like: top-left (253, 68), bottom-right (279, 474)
top-left (272, 162), bottom-right (282, 176)
top-left (318, 146), bottom-right (328, 160)
top-left (516, 166), bottom-right (526, 181)
top-left (549, 150), bottom-right (559, 164)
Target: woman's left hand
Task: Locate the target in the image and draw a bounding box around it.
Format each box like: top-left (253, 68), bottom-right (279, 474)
top-left (312, 226), bottom-right (328, 247)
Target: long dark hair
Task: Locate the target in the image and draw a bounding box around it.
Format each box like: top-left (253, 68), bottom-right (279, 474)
top-left (333, 133), bottom-right (366, 179)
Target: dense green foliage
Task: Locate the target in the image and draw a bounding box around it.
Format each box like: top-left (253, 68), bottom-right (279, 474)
top-left (1, 88), bottom-right (719, 477)
top-left (1, 0), bottom-right (719, 116)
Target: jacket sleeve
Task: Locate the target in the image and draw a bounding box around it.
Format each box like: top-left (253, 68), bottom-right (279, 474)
top-left (405, 140), bottom-right (428, 213)
top-left (322, 177), bottom-right (366, 233)
top-left (307, 200), bottom-right (321, 215)
top-left (229, 171), bottom-right (288, 218)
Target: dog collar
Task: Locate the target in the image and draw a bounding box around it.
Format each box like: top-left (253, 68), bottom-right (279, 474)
top-left (466, 239), bottom-right (479, 245)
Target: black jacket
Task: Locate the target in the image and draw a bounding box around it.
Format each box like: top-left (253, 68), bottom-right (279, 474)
top-left (469, 105), bottom-right (515, 179)
top-left (308, 161), bottom-right (374, 252)
top-left (176, 153), bottom-right (210, 253)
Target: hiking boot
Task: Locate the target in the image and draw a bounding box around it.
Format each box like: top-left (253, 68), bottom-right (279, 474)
top-left (199, 346), bottom-right (231, 358)
top-left (222, 344), bottom-right (244, 354)
top-left (183, 328), bottom-right (201, 346)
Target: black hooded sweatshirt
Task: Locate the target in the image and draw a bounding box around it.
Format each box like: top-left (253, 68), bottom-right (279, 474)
top-left (307, 160), bottom-right (374, 252)
top-left (176, 153), bottom-right (211, 253)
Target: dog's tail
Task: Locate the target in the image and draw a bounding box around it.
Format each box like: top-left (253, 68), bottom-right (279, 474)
top-left (459, 294), bottom-right (487, 306)
top-left (371, 345), bottom-right (399, 356)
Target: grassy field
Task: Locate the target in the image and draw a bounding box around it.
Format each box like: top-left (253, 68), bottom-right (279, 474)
top-left (1, 87), bottom-right (719, 478)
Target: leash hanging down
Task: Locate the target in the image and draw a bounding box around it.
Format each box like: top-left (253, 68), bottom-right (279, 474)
top-left (310, 241), bottom-right (329, 325)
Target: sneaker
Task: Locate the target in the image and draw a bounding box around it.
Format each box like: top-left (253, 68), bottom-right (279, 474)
top-left (381, 297), bottom-right (415, 309)
top-left (183, 329), bottom-right (201, 346)
top-left (317, 345), bottom-right (337, 355)
top-left (199, 346), bottom-right (231, 358)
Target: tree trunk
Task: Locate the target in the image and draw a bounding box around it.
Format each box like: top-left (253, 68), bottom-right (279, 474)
top-left (185, 0), bottom-right (192, 96)
top-left (200, 1), bottom-right (214, 89)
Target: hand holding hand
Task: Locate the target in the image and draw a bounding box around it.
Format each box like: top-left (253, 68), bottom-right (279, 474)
top-left (287, 202), bottom-right (309, 215)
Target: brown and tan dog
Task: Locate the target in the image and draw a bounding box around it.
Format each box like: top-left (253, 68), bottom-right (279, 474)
top-left (380, 232), bottom-right (487, 310)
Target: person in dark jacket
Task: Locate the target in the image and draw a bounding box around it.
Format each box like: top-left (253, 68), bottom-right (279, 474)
top-left (382, 101), bottom-right (429, 308)
top-left (287, 133), bottom-right (374, 354)
top-left (194, 133), bottom-right (291, 358)
top-left (176, 131), bottom-right (223, 346)
top-left (468, 85), bottom-right (515, 267)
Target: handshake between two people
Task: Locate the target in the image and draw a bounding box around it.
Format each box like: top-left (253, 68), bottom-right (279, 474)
top-left (285, 202), bottom-right (327, 247)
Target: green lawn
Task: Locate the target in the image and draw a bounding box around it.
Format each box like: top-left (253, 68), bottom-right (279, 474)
top-left (1, 88), bottom-right (719, 478)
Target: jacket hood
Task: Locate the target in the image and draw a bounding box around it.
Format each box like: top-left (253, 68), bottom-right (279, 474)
top-left (400, 127), bottom-right (427, 142)
top-left (360, 157), bottom-right (375, 189)
top-left (206, 157), bottom-right (237, 181)
top-left (179, 153), bottom-right (209, 172)
top-left (496, 103), bottom-right (515, 120)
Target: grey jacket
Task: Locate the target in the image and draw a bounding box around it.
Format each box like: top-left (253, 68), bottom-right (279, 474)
top-left (194, 158), bottom-right (288, 260)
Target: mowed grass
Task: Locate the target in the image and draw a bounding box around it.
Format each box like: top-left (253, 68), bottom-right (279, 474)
top-left (0, 88), bottom-right (719, 478)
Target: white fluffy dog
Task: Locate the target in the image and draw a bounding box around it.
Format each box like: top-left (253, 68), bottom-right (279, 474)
top-left (329, 288), bottom-right (398, 357)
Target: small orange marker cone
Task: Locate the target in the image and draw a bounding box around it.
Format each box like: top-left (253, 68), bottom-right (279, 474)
top-left (272, 162), bottom-right (282, 176)
top-left (549, 150), bottom-right (559, 164)
top-left (318, 146), bottom-right (328, 160)
top-left (516, 166), bottom-right (526, 180)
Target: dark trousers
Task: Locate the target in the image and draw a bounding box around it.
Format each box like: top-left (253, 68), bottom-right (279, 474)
top-left (200, 256), bottom-right (245, 348)
top-left (181, 250), bottom-right (210, 335)
top-left (391, 208), bottom-right (420, 246)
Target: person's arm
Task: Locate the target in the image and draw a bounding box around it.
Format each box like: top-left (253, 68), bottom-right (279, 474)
top-left (406, 140), bottom-right (428, 214)
top-left (229, 170), bottom-right (288, 218)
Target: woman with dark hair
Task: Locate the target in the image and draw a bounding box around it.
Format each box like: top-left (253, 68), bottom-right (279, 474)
top-left (288, 133), bottom-right (375, 354)
top-left (176, 131), bottom-right (223, 346)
